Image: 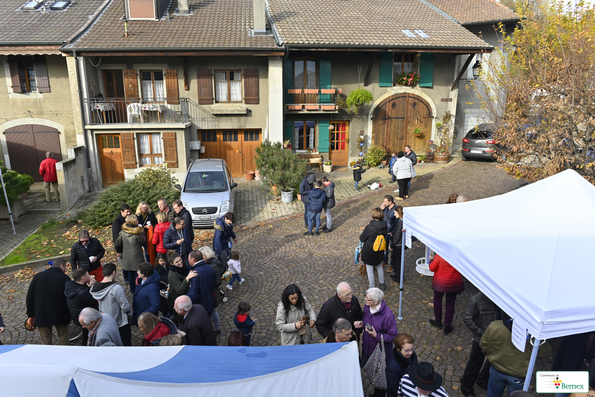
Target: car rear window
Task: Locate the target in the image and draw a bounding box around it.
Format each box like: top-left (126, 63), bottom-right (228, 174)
top-left (184, 171), bottom-right (227, 192)
top-left (466, 130), bottom-right (493, 139)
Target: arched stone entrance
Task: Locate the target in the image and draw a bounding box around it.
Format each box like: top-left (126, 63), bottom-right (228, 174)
top-left (372, 93), bottom-right (433, 155)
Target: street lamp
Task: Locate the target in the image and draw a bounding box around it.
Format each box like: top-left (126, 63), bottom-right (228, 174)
top-left (472, 61), bottom-right (481, 80)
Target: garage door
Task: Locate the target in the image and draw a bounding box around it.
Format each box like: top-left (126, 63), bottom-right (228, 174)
top-left (199, 129), bottom-right (261, 177)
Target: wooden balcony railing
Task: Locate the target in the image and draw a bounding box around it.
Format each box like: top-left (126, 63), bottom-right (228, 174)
top-left (286, 88), bottom-right (342, 111)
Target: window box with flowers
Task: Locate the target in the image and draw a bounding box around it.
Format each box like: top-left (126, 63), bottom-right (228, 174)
top-left (396, 72), bottom-right (420, 87)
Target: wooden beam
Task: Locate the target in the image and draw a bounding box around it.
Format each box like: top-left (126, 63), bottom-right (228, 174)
top-left (74, 50), bottom-right (285, 57)
top-left (451, 54), bottom-right (474, 91)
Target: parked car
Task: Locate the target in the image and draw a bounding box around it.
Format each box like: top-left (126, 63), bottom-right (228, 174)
top-left (461, 123), bottom-right (498, 161)
top-left (176, 159), bottom-right (237, 228)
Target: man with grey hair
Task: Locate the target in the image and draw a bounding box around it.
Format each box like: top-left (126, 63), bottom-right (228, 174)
top-left (70, 229), bottom-right (106, 281)
top-left (323, 318), bottom-right (356, 343)
top-left (316, 282), bottom-right (364, 342)
top-left (174, 295), bottom-right (216, 346)
top-left (39, 151), bottom-right (60, 202)
top-left (79, 307), bottom-right (122, 346)
top-left (456, 195), bottom-right (468, 203)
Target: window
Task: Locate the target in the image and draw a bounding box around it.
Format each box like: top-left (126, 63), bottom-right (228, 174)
top-left (394, 54), bottom-right (416, 76)
top-left (215, 71), bottom-right (242, 102)
top-left (138, 133), bottom-right (163, 166)
top-left (201, 130), bottom-right (217, 142)
top-left (141, 70), bottom-right (165, 102)
top-left (222, 131), bottom-right (239, 142)
top-left (17, 57), bottom-right (37, 92)
top-left (244, 130), bottom-right (260, 141)
top-left (293, 121), bottom-right (316, 151)
top-left (101, 135), bottom-right (120, 149)
top-left (294, 60), bottom-right (316, 89)
top-left (8, 55), bottom-right (50, 94)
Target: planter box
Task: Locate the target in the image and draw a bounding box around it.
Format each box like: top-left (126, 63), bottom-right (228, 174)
top-left (288, 105), bottom-right (303, 110)
top-left (305, 104), bottom-right (319, 110)
top-left (288, 89), bottom-right (302, 94)
top-left (304, 89), bottom-right (319, 94)
top-left (323, 164), bottom-right (333, 173)
top-left (320, 89), bottom-right (335, 94)
top-left (321, 105), bottom-right (336, 111)
top-left (434, 153), bottom-right (451, 164)
top-left (0, 198), bottom-right (26, 220)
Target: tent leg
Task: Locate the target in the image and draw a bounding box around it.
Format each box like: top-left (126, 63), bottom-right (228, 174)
top-left (523, 339), bottom-right (540, 391)
top-left (397, 229), bottom-right (406, 320)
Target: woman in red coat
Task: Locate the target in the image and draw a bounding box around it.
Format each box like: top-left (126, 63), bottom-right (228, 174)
top-left (429, 253), bottom-right (463, 335)
top-left (152, 212), bottom-right (171, 262)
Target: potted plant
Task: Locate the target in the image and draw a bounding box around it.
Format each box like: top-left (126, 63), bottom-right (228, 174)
top-left (0, 160), bottom-right (34, 219)
top-left (346, 88), bottom-right (374, 113)
top-left (395, 71), bottom-right (420, 86)
top-left (283, 140), bottom-right (292, 149)
top-left (414, 127), bottom-right (423, 138)
top-left (323, 160), bottom-right (332, 173)
top-left (364, 145), bottom-right (389, 167)
top-left (434, 112), bottom-right (455, 163)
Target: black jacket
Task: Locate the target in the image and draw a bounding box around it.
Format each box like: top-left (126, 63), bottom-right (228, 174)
top-left (175, 206), bottom-right (194, 244)
top-left (386, 349), bottom-right (418, 397)
top-left (359, 219), bottom-right (387, 265)
top-left (352, 164), bottom-right (366, 182)
top-left (384, 205), bottom-right (396, 236)
top-left (112, 214), bottom-right (127, 254)
top-left (315, 294), bottom-right (364, 339)
top-left (137, 211), bottom-right (158, 229)
top-left (64, 280), bottom-right (98, 325)
top-left (552, 331), bottom-right (595, 371)
top-left (405, 150), bottom-right (417, 166)
top-left (185, 304), bottom-right (217, 346)
top-left (390, 218), bottom-right (404, 248)
top-left (26, 267), bottom-right (71, 326)
top-left (308, 188), bottom-right (326, 213)
top-left (69, 238), bottom-right (105, 271)
top-left (299, 175), bottom-right (316, 204)
top-left (322, 181), bottom-right (336, 209)
top-left (463, 291), bottom-right (499, 342)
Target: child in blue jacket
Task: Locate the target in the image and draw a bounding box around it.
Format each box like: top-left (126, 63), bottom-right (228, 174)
top-left (234, 301), bottom-right (256, 346)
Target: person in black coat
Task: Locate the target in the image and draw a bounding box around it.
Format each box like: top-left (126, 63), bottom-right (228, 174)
top-left (359, 207), bottom-right (388, 290)
top-left (112, 204), bottom-right (131, 256)
top-left (172, 199), bottom-right (194, 247)
top-left (552, 331), bottom-right (595, 371)
top-left (174, 295), bottom-right (217, 346)
top-left (315, 282), bottom-right (364, 342)
top-left (70, 230), bottom-right (106, 281)
top-left (321, 176), bottom-right (335, 233)
top-left (352, 161), bottom-right (366, 190)
top-left (136, 201), bottom-right (158, 262)
top-left (26, 259), bottom-right (72, 345)
top-left (65, 268), bottom-right (99, 345)
top-left (386, 333), bottom-right (419, 397)
top-left (299, 174), bottom-right (316, 229)
top-left (389, 206), bottom-right (405, 283)
top-left (0, 311), bottom-right (5, 345)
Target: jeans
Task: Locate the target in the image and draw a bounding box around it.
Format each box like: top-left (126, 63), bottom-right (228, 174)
top-left (390, 172), bottom-right (396, 183)
top-left (487, 366), bottom-right (524, 397)
top-left (307, 211), bottom-right (321, 233)
top-left (303, 202), bottom-right (310, 227)
top-left (122, 269), bottom-right (138, 294)
top-left (38, 324), bottom-right (69, 345)
top-left (461, 340), bottom-right (491, 394)
top-left (433, 291), bottom-right (457, 326)
top-left (366, 263), bottom-right (384, 287)
top-left (355, 181), bottom-right (359, 190)
top-left (228, 273), bottom-right (242, 286)
top-left (324, 208), bottom-right (332, 230)
top-left (211, 308), bottom-right (220, 332)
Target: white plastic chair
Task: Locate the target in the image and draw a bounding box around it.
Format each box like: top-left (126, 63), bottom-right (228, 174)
top-left (127, 103), bottom-right (142, 123)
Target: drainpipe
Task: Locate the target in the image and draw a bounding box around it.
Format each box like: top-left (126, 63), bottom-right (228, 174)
top-left (73, 50), bottom-right (92, 191)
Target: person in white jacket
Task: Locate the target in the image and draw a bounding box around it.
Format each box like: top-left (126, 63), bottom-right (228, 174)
top-left (90, 263), bottom-right (132, 346)
top-left (392, 151), bottom-right (413, 200)
top-left (226, 251), bottom-right (245, 291)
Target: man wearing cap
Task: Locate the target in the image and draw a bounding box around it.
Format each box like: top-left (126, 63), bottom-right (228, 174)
top-left (398, 362), bottom-right (449, 397)
top-left (39, 151), bottom-right (60, 202)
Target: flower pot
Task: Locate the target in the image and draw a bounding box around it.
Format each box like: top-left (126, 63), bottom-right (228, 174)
top-left (288, 89), bottom-right (302, 94)
top-left (297, 193), bottom-right (302, 201)
top-left (434, 153), bottom-right (451, 164)
top-left (321, 105), bottom-right (336, 111)
top-left (320, 89), bottom-right (335, 94)
top-left (0, 199), bottom-right (26, 220)
top-left (323, 164), bottom-right (332, 173)
top-left (254, 170), bottom-right (261, 179)
top-left (288, 105), bottom-right (303, 110)
top-left (305, 104), bottom-right (319, 110)
top-left (304, 89), bottom-right (318, 94)
top-left (281, 189), bottom-right (294, 203)
top-left (245, 171), bottom-right (255, 181)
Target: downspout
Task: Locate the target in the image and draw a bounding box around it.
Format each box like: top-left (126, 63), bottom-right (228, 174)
top-left (73, 50), bottom-right (92, 191)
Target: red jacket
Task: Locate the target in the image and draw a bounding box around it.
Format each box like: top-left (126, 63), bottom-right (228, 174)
top-left (152, 222), bottom-right (171, 254)
top-left (142, 322), bottom-right (171, 346)
top-left (429, 254), bottom-right (464, 293)
top-left (39, 157), bottom-right (58, 183)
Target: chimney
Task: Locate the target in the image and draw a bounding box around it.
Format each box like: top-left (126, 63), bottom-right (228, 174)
top-left (178, 0), bottom-right (189, 15)
top-left (253, 0), bottom-right (266, 35)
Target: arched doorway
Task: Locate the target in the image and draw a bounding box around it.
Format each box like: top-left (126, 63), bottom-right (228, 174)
top-left (372, 93), bottom-right (433, 155)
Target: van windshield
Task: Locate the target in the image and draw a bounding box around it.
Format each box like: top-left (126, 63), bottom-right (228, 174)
top-left (184, 171), bottom-right (228, 193)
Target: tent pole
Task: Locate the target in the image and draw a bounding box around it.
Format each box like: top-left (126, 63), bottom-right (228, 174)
top-left (0, 169), bottom-right (17, 234)
top-left (397, 228), bottom-right (406, 320)
top-left (523, 338), bottom-right (541, 391)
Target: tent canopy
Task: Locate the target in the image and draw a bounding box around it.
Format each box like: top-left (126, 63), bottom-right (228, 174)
top-left (403, 169), bottom-right (595, 340)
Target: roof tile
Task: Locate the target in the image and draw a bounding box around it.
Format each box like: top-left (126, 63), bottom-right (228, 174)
top-left (424, 0), bottom-right (518, 25)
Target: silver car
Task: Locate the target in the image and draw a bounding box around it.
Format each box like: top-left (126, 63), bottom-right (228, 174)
top-left (177, 159), bottom-right (237, 228)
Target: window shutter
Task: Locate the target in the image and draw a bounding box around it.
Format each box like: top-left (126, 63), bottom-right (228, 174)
top-left (419, 53), bottom-right (434, 88)
top-left (379, 52), bottom-right (394, 87)
top-left (318, 120), bottom-right (330, 153)
top-left (197, 69), bottom-right (213, 105)
top-left (124, 69), bottom-right (139, 99)
top-left (165, 69), bottom-right (179, 104)
top-left (319, 58), bottom-right (331, 103)
top-left (7, 56), bottom-right (21, 93)
top-left (284, 58), bottom-right (293, 104)
top-left (243, 69), bottom-right (259, 104)
top-left (33, 56), bottom-right (50, 93)
top-left (284, 120), bottom-right (293, 143)
top-left (162, 132), bottom-right (178, 168)
top-left (121, 133), bottom-right (137, 169)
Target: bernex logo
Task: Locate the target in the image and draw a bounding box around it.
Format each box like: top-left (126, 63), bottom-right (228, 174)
top-left (537, 372), bottom-right (589, 393)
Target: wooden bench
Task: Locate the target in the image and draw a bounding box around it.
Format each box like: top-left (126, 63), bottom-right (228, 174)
top-left (297, 152), bottom-right (323, 171)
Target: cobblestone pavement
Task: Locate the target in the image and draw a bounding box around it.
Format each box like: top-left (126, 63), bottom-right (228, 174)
top-left (0, 161), bottom-right (554, 396)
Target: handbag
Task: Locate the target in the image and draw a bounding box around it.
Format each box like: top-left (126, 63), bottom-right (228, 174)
top-left (363, 334), bottom-right (387, 390)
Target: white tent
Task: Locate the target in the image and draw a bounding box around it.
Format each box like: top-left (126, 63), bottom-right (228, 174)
top-left (0, 342), bottom-right (362, 397)
top-left (401, 169), bottom-right (595, 388)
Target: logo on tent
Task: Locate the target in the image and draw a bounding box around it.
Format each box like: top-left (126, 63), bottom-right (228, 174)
top-left (537, 372), bottom-right (588, 393)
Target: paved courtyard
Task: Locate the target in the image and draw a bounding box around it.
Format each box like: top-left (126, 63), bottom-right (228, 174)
top-left (0, 161), bottom-right (555, 396)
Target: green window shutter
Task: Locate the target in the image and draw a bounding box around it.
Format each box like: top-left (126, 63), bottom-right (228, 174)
top-left (284, 58), bottom-right (293, 104)
top-left (419, 53), bottom-right (434, 88)
top-left (284, 120), bottom-right (294, 143)
top-left (379, 52), bottom-right (393, 87)
top-left (318, 120), bottom-right (330, 153)
top-left (319, 58), bottom-right (331, 103)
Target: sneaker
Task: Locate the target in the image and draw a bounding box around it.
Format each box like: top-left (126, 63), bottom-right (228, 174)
top-left (303, 231), bottom-right (313, 236)
top-left (443, 325), bottom-right (454, 335)
top-left (315, 231), bottom-right (320, 236)
top-left (405, 195), bottom-right (409, 199)
top-left (429, 319), bottom-right (443, 330)
top-left (321, 226), bottom-right (328, 230)
top-left (386, 267), bottom-right (393, 272)
top-left (395, 197), bottom-right (404, 201)
top-left (323, 228), bottom-right (332, 233)
top-left (226, 285), bottom-right (233, 291)
top-left (239, 278), bottom-right (245, 284)
top-left (394, 189), bottom-right (399, 193)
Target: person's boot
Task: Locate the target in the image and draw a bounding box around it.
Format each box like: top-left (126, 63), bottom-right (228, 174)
top-left (379, 283), bottom-right (386, 292)
top-left (429, 319), bottom-right (443, 330)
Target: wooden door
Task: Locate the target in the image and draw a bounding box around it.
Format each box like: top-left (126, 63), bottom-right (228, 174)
top-left (97, 134), bottom-right (124, 186)
top-left (406, 96), bottom-right (433, 154)
top-left (220, 130), bottom-right (242, 176)
top-left (5, 124), bottom-right (61, 182)
top-left (329, 121), bottom-right (349, 166)
top-left (103, 70), bottom-right (125, 122)
top-left (241, 129), bottom-right (261, 173)
top-left (200, 130), bottom-right (220, 159)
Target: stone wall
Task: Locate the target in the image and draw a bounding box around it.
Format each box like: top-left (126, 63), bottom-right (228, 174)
top-left (56, 145), bottom-right (89, 212)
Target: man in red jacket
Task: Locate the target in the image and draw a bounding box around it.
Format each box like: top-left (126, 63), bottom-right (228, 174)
top-left (39, 151), bottom-right (60, 202)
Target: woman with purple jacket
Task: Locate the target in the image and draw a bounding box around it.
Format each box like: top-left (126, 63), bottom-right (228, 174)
top-left (362, 287), bottom-right (399, 397)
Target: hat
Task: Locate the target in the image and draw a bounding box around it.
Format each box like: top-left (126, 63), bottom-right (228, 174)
top-left (408, 362), bottom-right (443, 392)
top-left (306, 174), bottom-right (316, 184)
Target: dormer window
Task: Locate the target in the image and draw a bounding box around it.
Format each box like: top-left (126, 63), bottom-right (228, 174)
top-left (23, 1), bottom-right (43, 11)
top-left (126, 0), bottom-right (169, 20)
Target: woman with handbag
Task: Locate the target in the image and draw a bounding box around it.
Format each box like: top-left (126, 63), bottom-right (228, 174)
top-left (388, 206), bottom-right (404, 283)
top-left (359, 208), bottom-right (388, 290)
top-left (275, 284), bottom-right (317, 345)
top-left (363, 287), bottom-right (398, 397)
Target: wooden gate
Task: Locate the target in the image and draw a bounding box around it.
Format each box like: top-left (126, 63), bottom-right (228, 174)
top-left (97, 134), bottom-right (125, 186)
top-left (4, 124), bottom-right (62, 182)
top-left (372, 94), bottom-right (433, 155)
top-left (199, 129), bottom-right (262, 177)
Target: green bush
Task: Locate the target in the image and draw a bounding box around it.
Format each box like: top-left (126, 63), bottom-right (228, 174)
top-left (255, 140), bottom-right (307, 193)
top-left (81, 166), bottom-right (180, 228)
top-left (0, 161), bottom-right (34, 202)
top-left (346, 88), bottom-right (374, 113)
top-left (365, 145), bottom-right (389, 167)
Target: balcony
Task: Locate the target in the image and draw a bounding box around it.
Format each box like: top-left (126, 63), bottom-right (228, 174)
top-left (84, 98), bottom-right (215, 129)
top-left (285, 88), bottom-right (342, 112)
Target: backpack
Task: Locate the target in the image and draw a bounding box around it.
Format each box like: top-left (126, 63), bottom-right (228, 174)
top-left (373, 234), bottom-right (386, 251)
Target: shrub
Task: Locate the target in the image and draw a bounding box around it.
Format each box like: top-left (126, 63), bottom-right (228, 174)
top-left (0, 161), bottom-right (34, 203)
top-left (255, 140), bottom-right (307, 193)
top-left (346, 88), bottom-right (374, 113)
top-left (365, 145), bottom-right (389, 167)
top-left (81, 166), bottom-right (180, 228)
